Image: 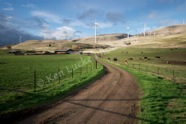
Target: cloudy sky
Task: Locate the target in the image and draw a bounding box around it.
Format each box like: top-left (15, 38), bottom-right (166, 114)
top-left (0, 0), bottom-right (186, 45)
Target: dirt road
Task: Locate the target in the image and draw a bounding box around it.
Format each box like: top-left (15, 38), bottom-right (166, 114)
top-left (18, 61), bottom-right (141, 124)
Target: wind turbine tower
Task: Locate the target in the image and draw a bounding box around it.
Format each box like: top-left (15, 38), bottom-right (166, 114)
top-left (183, 18), bottom-right (185, 24)
top-left (127, 27), bottom-right (130, 38)
top-left (144, 24), bottom-right (146, 36)
top-left (94, 22), bottom-right (98, 48)
top-left (19, 35), bottom-right (22, 44)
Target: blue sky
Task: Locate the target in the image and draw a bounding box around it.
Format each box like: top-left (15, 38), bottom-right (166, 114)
top-left (0, 0), bottom-right (186, 44)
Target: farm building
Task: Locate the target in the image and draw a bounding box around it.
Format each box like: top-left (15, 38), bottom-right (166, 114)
top-left (9, 49), bottom-right (23, 55)
top-left (54, 49), bottom-right (79, 54)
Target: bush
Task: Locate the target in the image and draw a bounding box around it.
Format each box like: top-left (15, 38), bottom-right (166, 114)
top-left (128, 58), bottom-right (133, 60)
top-left (155, 56), bottom-right (161, 59)
top-left (113, 58), bottom-right (118, 61)
top-left (7, 45), bottom-right (12, 49)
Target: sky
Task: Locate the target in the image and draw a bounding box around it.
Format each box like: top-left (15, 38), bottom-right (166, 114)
top-left (0, 0), bottom-right (186, 45)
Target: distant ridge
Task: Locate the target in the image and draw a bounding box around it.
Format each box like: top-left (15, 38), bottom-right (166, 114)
top-left (142, 24), bottom-right (186, 36)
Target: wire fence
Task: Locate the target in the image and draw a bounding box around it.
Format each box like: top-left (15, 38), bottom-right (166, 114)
top-left (0, 60), bottom-right (100, 97)
top-left (110, 60), bottom-right (186, 83)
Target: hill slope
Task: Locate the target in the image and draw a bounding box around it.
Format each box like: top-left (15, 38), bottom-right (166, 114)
top-left (1, 24), bottom-right (186, 50)
top-left (11, 40), bottom-right (71, 51)
top-left (149, 24), bottom-right (186, 36)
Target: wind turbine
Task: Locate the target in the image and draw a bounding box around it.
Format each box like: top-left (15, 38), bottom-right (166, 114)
top-left (94, 22), bottom-right (98, 49)
top-left (144, 24), bottom-right (146, 36)
top-left (127, 27), bottom-right (130, 38)
top-left (183, 18), bottom-right (185, 24)
top-left (19, 35), bottom-right (22, 44)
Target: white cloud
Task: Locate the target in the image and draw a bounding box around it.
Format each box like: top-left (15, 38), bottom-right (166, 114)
top-left (40, 26), bottom-right (75, 40)
top-left (22, 4), bottom-right (36, 9)
top-left (148, 11), bottom-right (159, 19)
top-left (2, 7), bottom-right (14, 11)
top-left (4, 2), bottom-right (12, 6)
top-left (31, 11), bottom-right (62, 23)
top-left (69, 20), bottom-right (113, 29)
top-left (97, 22), bottom-right (113, 28)
top-left (6, 16), bottom-right (13, 21)
top-left (70, 20), bottom-right (89, 28)
top-left (158, 19), bottom-right (179, 26)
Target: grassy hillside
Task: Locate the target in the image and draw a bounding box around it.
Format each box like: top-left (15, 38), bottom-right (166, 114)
top-left (11, 40), bottom-right (71, 51)
top-left (131, 33), bottom-right (186, 48)
top-left (74, 24), bottom-right (186, 48)
top-left (150, 24), bottom-right (186, 36)
top-left (103, 47), bottom-right (186, 82)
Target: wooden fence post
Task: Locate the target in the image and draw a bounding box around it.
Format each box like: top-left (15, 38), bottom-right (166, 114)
top-left (173, 70), bottom-right (175, 81)
top-left (139, 64), bottom-right (141, 70)
top-left (157, 67), bottom-right (160, 76)
top-left (146, 66), bottom-right (148, 72)
top-left (58, 68), bottom-right (60, 83)
top-left (96, 61), bottom-right (98, 69)
top-left (34, 70), bottom-right (36, 92)
top-left (72, 68), bottom-right (74, 78)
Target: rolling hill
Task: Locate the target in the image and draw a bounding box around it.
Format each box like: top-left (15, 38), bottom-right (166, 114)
top-left (1, 24), bottom-right (186, 51)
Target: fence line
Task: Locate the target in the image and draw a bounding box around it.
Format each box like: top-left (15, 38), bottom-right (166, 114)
top-left (110, 60), bottom-right (186, 83)
top-left (0, 60), bottom-right (100, 94)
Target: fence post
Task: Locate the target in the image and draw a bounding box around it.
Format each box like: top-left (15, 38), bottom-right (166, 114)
top-left (139, 64), bottom-right (141, 70)
top-left (72, 68), bottom-right (74, 78)
top-left (96, 61), bottom-right (98, 69)
top-left (157, 67), bottom-right (160, 76)
top-left (146, 66), bottom-right (148, 72)
top-left (34, 70), bottom-right (36, 92)
top-left (173, 70), bottom-right (175, 81)
top-left (58, 68), bottom-right (60, 83)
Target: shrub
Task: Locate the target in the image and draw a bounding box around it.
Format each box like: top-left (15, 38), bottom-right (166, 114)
top-left (155, 56), bottom-right (161, 58)
top-left (113, 58), bottom-right (118, 61)
top-left (7, 45), bottom-right (12, 49)
top-left (128, 58), bottom-right (133, 60)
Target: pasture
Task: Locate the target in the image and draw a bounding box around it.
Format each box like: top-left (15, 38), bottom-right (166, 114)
top-left (103, 47), bottom-right (186, 82)
top-left (0, 51), bottom-right (104, 115)
top-left (102, 47), bottom-right (186, 123)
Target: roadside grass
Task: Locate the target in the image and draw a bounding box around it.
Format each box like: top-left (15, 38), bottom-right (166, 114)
top-left (104, 59), bottom-right (186, 123)
top-left (0, 53), bottom-right (105, 116)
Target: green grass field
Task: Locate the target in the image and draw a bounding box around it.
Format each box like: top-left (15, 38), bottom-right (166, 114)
top-left (103, 47), bottom-right (186, 82)
top-left (102, 46), bottom-right (186, 123)
top-left (103, 59), bottom-right (186, 123)
top-left (0, 51), bottom-right (104, 115)
top-left (123, 66), bottom-right (186, 124)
